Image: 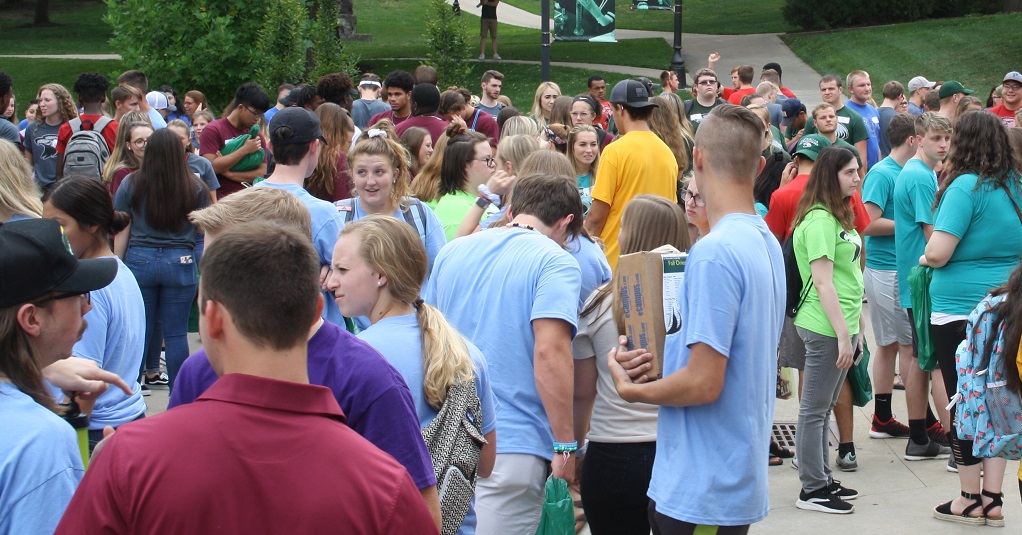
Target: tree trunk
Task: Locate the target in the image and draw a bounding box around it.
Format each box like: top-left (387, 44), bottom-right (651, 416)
top-left (33, 0), bottom-right (50, 25)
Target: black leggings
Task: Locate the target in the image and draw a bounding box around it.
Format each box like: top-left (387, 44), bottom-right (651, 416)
top-left (648, 501), bottom-right (750, 535)
top-left (931, 319), bottom-right (981, 467)
top-left (581, 441), bottom-right (656, 535)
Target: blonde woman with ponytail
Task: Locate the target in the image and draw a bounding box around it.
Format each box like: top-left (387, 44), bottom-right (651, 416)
top-left (326, 215), bottom-right (497, 533)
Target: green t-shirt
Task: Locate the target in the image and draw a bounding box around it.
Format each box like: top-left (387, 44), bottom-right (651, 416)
top-left (793, 206), bottom-right (864, 337)
top-left (893, 158), bottom-right (937, 309)
top-left (686, 99), bottom-right (722, 131)
top-left (860, 156), bottom-right (903, 271)
top-left (429, 190), bottom-right (497, 242)
top-left (930, 173), bottom-right (1022, 315)
top-left (803, 104), bottom-right (869, 146)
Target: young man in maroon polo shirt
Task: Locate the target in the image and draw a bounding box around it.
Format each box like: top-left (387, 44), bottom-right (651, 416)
top-left (56, 223), bottom-right (437, 535)
top-left (199, 82), bottom-right (270, 199)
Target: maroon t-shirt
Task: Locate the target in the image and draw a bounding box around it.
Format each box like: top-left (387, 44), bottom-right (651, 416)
top-left (466, 107), bottom-right (500, 145)
top-left (394, 114), bottom-right (450, 146)
top-left (55, 374), bottom-right (438, 535)
top-left (368, 109), bottom-right (410, 128)
top-left (198, 117), bottom-right (267, 199)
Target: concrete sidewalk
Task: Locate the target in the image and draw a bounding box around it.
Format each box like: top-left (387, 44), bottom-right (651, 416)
top-left (449, 0), bottom-right (823, 105)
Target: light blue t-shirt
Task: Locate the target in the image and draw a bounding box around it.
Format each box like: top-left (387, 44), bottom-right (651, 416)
top-left (72, 258), bottom-right (147, 429)
top-left (566, 235), bottom-right (611, 313)
top-left (845, 100), bottom-right (880, 169)
top-left (930, 174), bottom-right (1022, 315)
top-left (255, 181), bottom-right (344, 326)
top-left (146, 108), bottom-right (167, 130)
top-left (861, 156), bottom-right (903, 271)
top-left (358, 313), bottom-right (498, 535)
top-left (648, 214), bottom-right (784, 526)
top-left (0, 383), bottom-right (84, 534)
top-left (424, 226), bottom-right (581, 460)
top-left (893, 158), bottom-right (937, 308)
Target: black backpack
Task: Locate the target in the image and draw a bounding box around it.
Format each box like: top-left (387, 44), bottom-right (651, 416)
top-left (782, 208), bottom-right (822, 318)
top-left (63, 116), bottom-right (112, 180)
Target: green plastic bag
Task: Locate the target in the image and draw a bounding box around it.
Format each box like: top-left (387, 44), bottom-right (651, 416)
top-left (220, 124), bottom-right (264, 172)
top-left (848, 338), bottom-right (873, 407)
top-left (908, 265), bottom-right (937, 371)
top-left (535, 477), bottom-right (573, 535)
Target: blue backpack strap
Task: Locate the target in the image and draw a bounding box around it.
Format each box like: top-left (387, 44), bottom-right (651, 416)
top-left (401, 198), bottom-right (428, 241)
top-left (470, 109), bottom-right (481, 131)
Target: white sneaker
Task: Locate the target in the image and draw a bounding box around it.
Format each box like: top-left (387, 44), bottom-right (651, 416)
top-left (493, 53), bottom-right (502, 60)
top-left (478, 53), bottom-right (485, 60)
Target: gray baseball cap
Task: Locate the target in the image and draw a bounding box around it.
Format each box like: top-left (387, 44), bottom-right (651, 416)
top-left (609, 79), bottom-right (657, 108)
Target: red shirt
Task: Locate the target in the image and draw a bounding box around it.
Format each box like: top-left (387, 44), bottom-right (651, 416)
top-left (727, 87), bottom-right (756, 105)
top-left (395, 114), bottom-right (450, 147)
top-left (198, 117), bottom-right (268, 199)
top-left (55, 374), bottom-right (437, 535)
top-left (598, 100), bottom-right (611, 130)
top-left (368, 109), bottom-right (410, 128)
top-left (108, 167), bottom-right (134, 197)
top-left (780, 87), bottom-right (797, 99)
top-left (989, 104), bottom-right (1018, 128)
top-left (56, 114), bottom-right (118, 153)
top-left (764, 173), bottom-right (871, 240)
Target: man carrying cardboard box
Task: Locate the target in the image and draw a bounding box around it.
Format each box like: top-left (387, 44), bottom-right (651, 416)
top-left (609, 104), bottom-right (786, 534)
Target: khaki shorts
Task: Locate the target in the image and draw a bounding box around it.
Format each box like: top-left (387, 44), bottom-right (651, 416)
top-left (481, 18), bottom-right (498, 38)
top-left (863, 267), bottom-right (912, 346)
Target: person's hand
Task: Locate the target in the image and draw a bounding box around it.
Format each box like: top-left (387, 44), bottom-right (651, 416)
top-left (43, 357), bottom-right (132, 397)
top-left (241, 136), bottom-right (262, 155)
top-left (919, 254), bottom-right (928, 267)
top-left (780, 161), bottom-right (798, 187)
top-left (450, 114), bottom-right (467, 131)
top-left (609, 335), bottom-right (652, 381)
top-left (836, 336), bottom-right (854, 369)
top-left (551, 452), bottom-right (575, 483)
top-left (320, 265), bottom-right (331, 291)
top-left (486, 170), bottom-right (515, 196)
top-left (708, 52), bottom-right (720, 66)
top-left (91, 426), bottom-right (117, 458)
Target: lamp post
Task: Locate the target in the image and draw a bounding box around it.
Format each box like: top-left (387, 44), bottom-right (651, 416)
top-left (669, 0), bottom-right (686, 88)
top-left (541, 0), bottom-right (551, 81)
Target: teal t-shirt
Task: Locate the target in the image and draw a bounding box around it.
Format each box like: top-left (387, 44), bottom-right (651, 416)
top-left (930, 173), bottom-right (1022, 315)
top-left (793, 207), bottom-right (864, 337)
top-left (861, 156), bottom-right (903, 271)
top-left (893, 158), bottom-right (937, 309)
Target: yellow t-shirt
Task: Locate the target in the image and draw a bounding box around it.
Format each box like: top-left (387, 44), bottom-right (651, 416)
top-left (591, 130), bottom-right (679, 269)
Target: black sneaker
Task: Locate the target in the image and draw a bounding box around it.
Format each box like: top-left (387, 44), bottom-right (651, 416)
top-left (828, 480), bottom-right (858, 500)
top-left (145, 372), bottom-right (169, 386)
top-left (904, 439), bottom-right (951, 461)
top-left (140, 383), bottom-right (152, 397)
top-left (796, 487), bottom-right (854, 514)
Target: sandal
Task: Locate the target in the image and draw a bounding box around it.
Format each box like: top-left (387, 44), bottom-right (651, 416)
top-left (982, 489), bottom-right (1004, 528)
top-left (934, 491), bottom-right (985, 525)
top-left (770, 441), bottom-right (795, 459)
top-left (769, 455), bottom-right (783, 466)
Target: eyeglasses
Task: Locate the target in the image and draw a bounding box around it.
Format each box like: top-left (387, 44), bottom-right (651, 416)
top-left (32, 291), bottom-right (90, 306)
top-left (1002, 83), bottom-right (1022, 92)
top-left (696, 80), bottom-right (718, 86)
top-left (131, 138), bottom-right (149, 148)
top-left (475, 157), bottom-right (496, 167)
top-left (243, 105), bottom-right (262, 117)
top-left (680, 190), bottom-right (705, 207)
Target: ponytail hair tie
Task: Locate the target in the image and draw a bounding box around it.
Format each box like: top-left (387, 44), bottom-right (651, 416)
top-left (367, 128), bottom-right (388, 139)
top-left (543, 126), bottom-right (567, 147)
top-left (413, 298), bottom-right (424, 310)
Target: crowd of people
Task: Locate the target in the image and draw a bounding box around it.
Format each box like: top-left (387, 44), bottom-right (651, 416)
top-left (1, 57), bottom-right (1021, 535)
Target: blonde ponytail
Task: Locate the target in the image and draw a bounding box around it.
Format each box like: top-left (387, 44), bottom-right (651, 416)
top-left (417, 302), bottom-right (475, 409)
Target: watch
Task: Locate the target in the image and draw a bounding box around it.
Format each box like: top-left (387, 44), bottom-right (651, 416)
top-left (475, 196), bottom-right (491, 209)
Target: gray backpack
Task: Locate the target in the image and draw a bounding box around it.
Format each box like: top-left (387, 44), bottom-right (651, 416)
top-left (421, 379), bottom-right (485, 535)
top-left (63, 116), bottom-right (112, 180)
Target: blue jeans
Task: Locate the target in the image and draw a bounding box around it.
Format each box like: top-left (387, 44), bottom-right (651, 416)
top-left (796, 327), bottom-right (857, 493)
top-left (125, 246), bottom-right (197, 391)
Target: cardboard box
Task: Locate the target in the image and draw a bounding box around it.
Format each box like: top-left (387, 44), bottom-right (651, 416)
top-left (617, 249), bottom-right (687, 380)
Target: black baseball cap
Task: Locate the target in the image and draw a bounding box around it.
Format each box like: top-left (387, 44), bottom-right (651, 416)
top-left (609, 79), bottom-right (657, 108)
top-left (268, 107), bottom-right (323, 145)
top-left (0, 218), bottom-right (117, 308)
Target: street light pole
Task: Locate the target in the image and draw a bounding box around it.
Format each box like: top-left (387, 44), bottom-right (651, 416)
top-left (669, 0), bottom-right (686, 88)
top-left (541, 0), bottom-right (551, 81)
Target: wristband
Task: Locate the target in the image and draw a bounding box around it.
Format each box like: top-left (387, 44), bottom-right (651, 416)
top-left (475, 196), bottom-right (491, 209)
top-left (553, 441), bottom-right (578, 453)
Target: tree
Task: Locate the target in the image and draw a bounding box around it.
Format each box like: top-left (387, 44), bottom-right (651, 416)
top-left (34, 0), bottom-right (50, 25)
top-left (424, 0), bottom-right (472, 89)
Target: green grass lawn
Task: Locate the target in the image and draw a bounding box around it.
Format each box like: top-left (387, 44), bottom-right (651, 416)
top-left (499, 0), bottom-right (793, 34)
top-left (4, 58), bottom-right (125, 120)
top-left (782, 13), bottom-right (1022, 99)
top-left (0, 1), bottom-right (112, 54)
top-left (349, 0), bottom-right (672, 70)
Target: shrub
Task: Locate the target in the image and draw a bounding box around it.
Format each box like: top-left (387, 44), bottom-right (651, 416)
top-left (254, 0), bottom-right (307, 95)
top-left (308, 0), bottom-right (360, 81)
top-left (782, 0), bottom-right (1001, 31)
top-left (423, 0), bottom-right (472, 88)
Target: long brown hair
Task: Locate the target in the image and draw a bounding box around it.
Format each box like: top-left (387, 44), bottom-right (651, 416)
top-left (987, 260), bottom-right (1022, 396)
top-left (308, 103), bottom-right (354, 199)
top-left (0, 306), bottom-right (59, 413)
top-left (792, 146), bottom-right (856, 232)
top-left (130, 129), bottom-right (207, 232)
top-left (935, 110), bottom-right (1022, 209)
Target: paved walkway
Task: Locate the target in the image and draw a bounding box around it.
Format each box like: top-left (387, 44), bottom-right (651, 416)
top-left (151, 308), bottom-right (1022, 533)
top-left (448, 0), bottom-right (824, 104)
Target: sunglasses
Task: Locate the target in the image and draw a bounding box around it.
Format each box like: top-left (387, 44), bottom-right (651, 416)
top-left (33, 291), bottom-right (91, 306)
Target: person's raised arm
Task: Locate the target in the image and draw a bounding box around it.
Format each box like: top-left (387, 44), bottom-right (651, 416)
top-left (43, 357), bottom-right (133, 399)
top-left (533, 317), bottom-right (575, 482)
